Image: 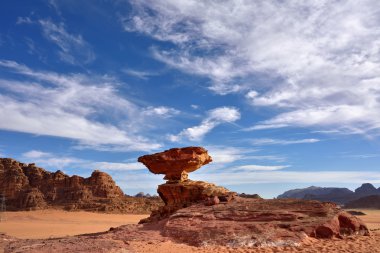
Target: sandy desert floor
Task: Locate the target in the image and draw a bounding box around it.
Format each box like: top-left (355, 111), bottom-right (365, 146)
top-left (1, 209), bottom-right (380, 253)
top-left (0, 210), bottom-right (148, 239)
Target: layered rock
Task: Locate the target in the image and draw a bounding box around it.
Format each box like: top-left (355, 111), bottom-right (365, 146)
top-left (162, 198), bottom-right (369, 247)
top-left (138, 146), bottom-right (369, 246)
top-left (138, 147), bottom-right (212, 182)
top-left (0, 158), bottom-right (162, 213)
top-left (138, 147), bottom-right (236, 222)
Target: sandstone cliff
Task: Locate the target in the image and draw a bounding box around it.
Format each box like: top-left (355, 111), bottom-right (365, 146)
top-left (0, 158), bottom-right (161, 213)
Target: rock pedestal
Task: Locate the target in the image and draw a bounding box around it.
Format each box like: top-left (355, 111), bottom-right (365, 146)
top-left (138, 147), bottom-right (236, 222)
top-left (138, 146), bottom-right (369, 245)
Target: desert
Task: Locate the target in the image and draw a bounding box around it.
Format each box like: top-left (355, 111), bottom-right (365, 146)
top-left (1, 147), bottom-right (379, 253)
top-left (1, 210), bottom-right (380, 253)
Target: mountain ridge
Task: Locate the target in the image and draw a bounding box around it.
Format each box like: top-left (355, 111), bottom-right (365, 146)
top-left (277, 183), bottom-right (380, 206)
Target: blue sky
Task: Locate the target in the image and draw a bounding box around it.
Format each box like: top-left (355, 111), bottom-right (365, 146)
top-left (1, 0), bottom-right (380, 198)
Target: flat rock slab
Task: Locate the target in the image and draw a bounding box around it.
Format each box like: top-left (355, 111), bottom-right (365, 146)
top-left (161, 197), bottom-right (369, 247)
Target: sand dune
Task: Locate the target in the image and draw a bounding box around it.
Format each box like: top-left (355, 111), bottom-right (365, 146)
top-left (0, 210), bottom-right (148, 239)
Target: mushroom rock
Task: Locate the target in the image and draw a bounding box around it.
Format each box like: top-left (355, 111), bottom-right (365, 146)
top-left (138, 146), bottom-right (212, 182)
top-left (138, 147), bottom-right (369, 247)
top-left (138, 147), bottom-right (236, 222)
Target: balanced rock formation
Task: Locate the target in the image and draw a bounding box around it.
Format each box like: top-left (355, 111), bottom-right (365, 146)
top-left (138, 147), bottom-right (236, 223)
top-left (138, 147), bottom-right (369, 246)
top-left (0, 158), bottom-right (162, 213)
top-left (138, 146), bottom-right (212, 182)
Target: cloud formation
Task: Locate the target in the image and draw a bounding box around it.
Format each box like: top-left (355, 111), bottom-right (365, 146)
top-left (126, 0), bottom-right (380, 135)
top-left (0, 60), bottom-right (162, 151)
top-left (251, 138), bottom-right (320, 146)
top-left (17, 18), bottom-right (95, 65)
top-left (169, 107), bottom-right (240, 141)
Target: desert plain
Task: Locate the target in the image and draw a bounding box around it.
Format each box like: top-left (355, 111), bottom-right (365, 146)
top-left (1, 209), bottom-right (380, 253)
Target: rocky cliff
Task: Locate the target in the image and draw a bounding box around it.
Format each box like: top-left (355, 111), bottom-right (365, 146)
top-left (0, 158), bottom-right (161, 213)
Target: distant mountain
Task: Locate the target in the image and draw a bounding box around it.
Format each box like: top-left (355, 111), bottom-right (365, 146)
top-left (354, 183), bottom-right (380, 197)
top-left (345, 195), bottom-right (380, 209)
top-left (277, 183), bottom-right (380, 205)
top-left (278, 186), bottom-right (353, 200)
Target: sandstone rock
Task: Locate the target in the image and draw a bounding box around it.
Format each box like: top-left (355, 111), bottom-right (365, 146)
top-left (138, 147), bottom-right (236, 222)
top-left (162, 198), bottom-right (369, 246)
top-left (138, 147), bottom-right (212, 182)
top-left (205, 196), bottom-right (220, 206)
top-left (0, 158), bottom-right (162, 213)
top-left (137, 147), bottom-right (369, 247)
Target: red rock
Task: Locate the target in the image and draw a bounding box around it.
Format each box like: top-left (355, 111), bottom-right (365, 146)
top-left (162, 198), bottom-right (369, 246)
top-left (205, 196), bottom-right (220, 206)
top-left (138, 147), bottom-right (212, 182)
top-left (0, 158), bottom-right (162, 213)
top-left (138, 147), bottom-right (369, 246)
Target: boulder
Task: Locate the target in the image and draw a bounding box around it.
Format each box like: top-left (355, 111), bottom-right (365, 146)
top-left (138, 147), bottom-right (236, 222)
top-left (138, 147), bottom-right (212, 182)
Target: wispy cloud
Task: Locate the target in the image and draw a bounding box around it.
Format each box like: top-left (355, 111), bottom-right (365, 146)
top-left (23, 150), bottom-right (52, 159)
top-left (125, 0), bottom-right (380, 135)
top-left (93, 162), bottom-right (145, 171)
top-left (17, 17), bottom-right (95, 65)
top-left (21, 150), bottom-right (146, 171)
top-left (232, 164), bottom-right (289, 171)
top-left (123, 68), bottom-right (159, 80)
top-left (0, 60), bottom-right (161, 152)
top-left (21, 150), bottom-right (86, 169)
top-left (142, 106), bottom-right (180, 118)
top-left (192, 171), bottom-right (380, 186)
top-left (169, 107), bottom-right (240, 141)
top-left (38, 19), bottom-right (95, 65)
top-left (341, 153), bottom-right (380, 159)
top-left (251, 138), bottom-right (320, 146)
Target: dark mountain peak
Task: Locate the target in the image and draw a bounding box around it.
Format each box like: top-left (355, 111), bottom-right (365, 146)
top-left (355, 183), bottom-right (377, 196)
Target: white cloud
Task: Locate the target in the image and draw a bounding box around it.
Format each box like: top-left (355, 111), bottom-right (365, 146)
top-left (126, 0), bottom-right (380, 135)
top-left (251, 138), bottom-right (320, 146)
top-left (17, 18), bottom-right (95, 65)
top-left (92, 162), bottom-right (145, 171)
top-left (142, 106), bottom-right (180, 118)
top-left (0, 60), bottom-right (161, 152)
top-left (233, 164), bottom-right (289, 171)
top-left (169, 106), bottom-right (240, 141)
top-left (38, 19), bottom-right (95, 65)
top-left (206, 146), bottom-right (249, 164)
top-left (123, 68), bottom-right (158, 80)
top-left (21, 151), bottom-right (85, 169)
top-left (192, 171), bottom-right (380, 186)
top-left (20, 150), bottom-right (146, 171)
top-left (341, 154), bottom-right (380, 159)
top-left (16, 17), bottom-right (33, 25)
top-left (22, 150), bottom-right (51, 159)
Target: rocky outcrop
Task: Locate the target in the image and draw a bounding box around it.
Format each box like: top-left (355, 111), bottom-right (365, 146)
top-left (161, 198), bottom-right (369, 247)
top-left (138, 146), bottom-right (369, 246)
top-left (0, 158), bottom-right (162, 213)
top-left (138, 147), bottom-right (236, 223)
top-left (138, 147), bottom-right (212, 182)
